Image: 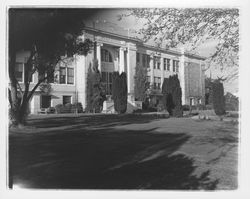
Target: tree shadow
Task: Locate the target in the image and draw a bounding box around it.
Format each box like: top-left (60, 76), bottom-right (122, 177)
top-left (26, 114), bottom-right (162, 129)
top-left (9, 126), bottom-right (219, 190)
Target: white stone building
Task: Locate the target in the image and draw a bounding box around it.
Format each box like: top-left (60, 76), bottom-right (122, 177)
top-left (14, 27), bottom-right (206, 114)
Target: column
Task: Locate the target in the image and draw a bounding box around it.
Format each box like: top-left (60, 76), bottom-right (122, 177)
top-left (96, 43), bottom-right (103, 72)
top-left (119, 47), bottom-right (125, 73)
top-left (160, 57), bottom-right (164, 89)
top-left (127, 47), bottom-right (131, 93)
top-left (180, 47), bottom-right (186, 105)
top-left (150, 55), bottom-right (154, 86)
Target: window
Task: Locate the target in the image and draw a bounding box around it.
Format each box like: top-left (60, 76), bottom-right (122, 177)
top-left (153, 56), bottom-right (161, 69)
top-left (59, 67), bottom-right (74, 84)
top-left (101, 49), bottom-right (113, 62)
top-left (163, 58), bottom-right (167, 70)
top-left (136, 52), bottom-right (140, 64)
top-left (15, 63), bottom-right (23, 82)
top-left (63, 96), bottom-right (71, 105)
top-left (146, 76), bottom-right (151, 83)
top-left (41, 95), bottom-right (51, 108)
top-left (176, 61), bottom-right (179, 72)
top-left (60, 67), bottom-right (66, 84)
top-left (102, 72), bottom-right (113, 95)
top-left (67, 68), bottom-right (74, 84)
top-left (153, 77), bottom-right (161, 89)
top-left (173, 60), bottom-right (179, 72)
top-left (167, 59), bottom-right (170, 71)
top-left (147, 55), bottom-right (150, 68)
top-left (142, 54), bottom-right (146, 67)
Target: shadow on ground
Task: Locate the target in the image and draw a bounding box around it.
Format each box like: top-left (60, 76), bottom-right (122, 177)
top-left (26, 114), bottom-right (162, 129)
top-left (9, 125), bottom-right (219, 190)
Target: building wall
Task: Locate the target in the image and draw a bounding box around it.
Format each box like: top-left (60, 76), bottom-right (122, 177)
top-left (13, 29), bottom-right (206, 114)
top-left (184, 58), bottom-right (205, 105)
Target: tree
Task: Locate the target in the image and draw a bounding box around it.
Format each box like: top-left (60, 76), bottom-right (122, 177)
top-left (162, 75), bottom-right (182, 117)
top-left (86, 60), bottom-right (106, 113)
top-left (122, 8), bottom-right (239, 79)
top-left (211, 80), bottom-right (225, 116)
top-left (9, 9), bottom-right (93, 126)
top-left (112, 72), bottom-right (127, 114)
top-left (134, 64), bottom-right (150, 102)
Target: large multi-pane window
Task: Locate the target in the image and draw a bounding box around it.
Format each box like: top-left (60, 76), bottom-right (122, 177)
top-left (59, 67), bottom-right (66, 84)
top-left (15, 62), bottom-right (33, 82)
top-left (173, 60), bottom-right (179, 72)
top-left (147, 55), bottom-right (150, 68)
top-left (59, 67), bottom-right (74, 84)
top-left (67, 68), bottom-right (74, 84)
top-left (176, 61), bottom-right (179, 72)
top-left (167, 59), bottom-right (171, 71)
top-left (41, 95), bottom-right (51, 108)
top-left (153, 77), bottom-right (161, 90)
top-left (153, 56), bottom-right (161, 69)
top-left (163, 58), bottom-right (167, 70)
top-left (101, 49), bottom-right (113, 62)
top-left (15, 63), bottom-right (23, 82)
top-left (102, 72), bottom-right (113, 95)
top-left (63, 95), bottom-right (71, 105)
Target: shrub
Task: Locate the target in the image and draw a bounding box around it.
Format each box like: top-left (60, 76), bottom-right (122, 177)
top-left (47, 107), bottom-right (55, 113)
top-left (162, 75), bottom-right (182, 117)
top-left (112, 72), bottom-right (127, 114)
top-left (212, 80), bottom-right (225, 116)
top-left (55, 104), bottom-right (63, 113)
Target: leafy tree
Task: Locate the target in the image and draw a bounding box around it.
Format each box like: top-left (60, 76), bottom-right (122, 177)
top-left (134, 64), bottom-right (150, 102)
top-left (162, 75), bottom-right (182, 116)
top-left (211, 80), bottom-right (225, 116)
top-left (9, 9), bottom-right (93, 126)
top-left (112, 72), bottom-right (127, 114)
top-left (122, 8), bottom-right (239, 79)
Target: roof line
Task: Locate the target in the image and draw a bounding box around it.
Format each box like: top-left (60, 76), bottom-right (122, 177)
top-left (83, 27), bottom-right (206, 60)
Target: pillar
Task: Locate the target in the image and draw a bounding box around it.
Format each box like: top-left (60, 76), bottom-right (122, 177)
top-left (160, 57), bottom-right (164, 89)
top-left (180, 47), bottom-right (186, 105)
top-left (150, 55), bottom-right (154, 87)
top-left (96, 43), bottom-right (103, 72)
top-left (119, 47), bottom-right (125, 73)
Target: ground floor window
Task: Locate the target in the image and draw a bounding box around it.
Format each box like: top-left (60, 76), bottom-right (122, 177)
top-left (41, 95), bottom-right (51, 108)
top-left (63, 96), bottom-right (72, 105)
top-left (101, 72), bottom-right (113, 95)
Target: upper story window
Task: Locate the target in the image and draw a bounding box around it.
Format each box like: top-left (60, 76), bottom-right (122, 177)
top-left (15, 63), bottom-right (23, 82)
top-left (167, 59), bottom-right (171, 71)
top-left (15, 62), bottom-right (33, 83)
top-left (163, 58), bottom-right (166, 70)
top-left (173, 60), bottom-right (179, 73)
top-left (101, 49), bottom-right (113, 63)
top-left (153, 77), bottom-right (161, 90)
top-left (59, 67), bottom-right (74, 84)
top-left (153, 56), bottom-right (161, 69)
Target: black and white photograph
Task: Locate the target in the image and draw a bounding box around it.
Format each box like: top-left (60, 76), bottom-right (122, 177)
top-left (1, 0), bottom-right (250, 198)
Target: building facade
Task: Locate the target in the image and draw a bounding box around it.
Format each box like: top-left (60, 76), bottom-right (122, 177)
top-left (14, 27), bottom-right (206, 114)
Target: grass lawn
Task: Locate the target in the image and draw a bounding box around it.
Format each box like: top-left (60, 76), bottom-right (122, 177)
top-left (9, 114), bottom-right (238, 190)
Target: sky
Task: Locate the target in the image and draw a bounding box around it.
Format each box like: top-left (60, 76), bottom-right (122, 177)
top-left (82, 8), bottom-right (238, 95)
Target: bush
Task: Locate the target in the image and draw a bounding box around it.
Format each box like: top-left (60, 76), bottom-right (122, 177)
top-left (212, 81), bottom-right (225, 116)
top-left (182, 105), bottom-right (190, 111)
top-left (112, 72), bottom-right (127, 114)
top-left (162, 75), bottom-right (183, 117)
top-left (55, 104), bottom-right (63, 113)
top-left (47, 107), bottom-right (55, 113)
